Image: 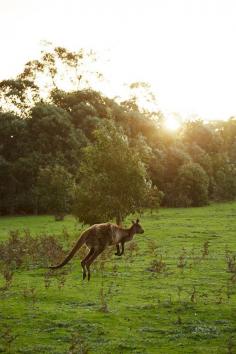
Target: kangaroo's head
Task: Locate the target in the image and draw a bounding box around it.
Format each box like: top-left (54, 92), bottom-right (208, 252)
top-left (131, 219), bottom-right (144, 234)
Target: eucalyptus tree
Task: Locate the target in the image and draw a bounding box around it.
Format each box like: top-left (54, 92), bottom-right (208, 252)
top-left (0, 79), bottom-right (39, 117)
top-left (35, 165), bottom-right (76, 220)
top-left (19, 46), bottom-right (102, 95)
top-left (74, 121), bottom-right (152, 225)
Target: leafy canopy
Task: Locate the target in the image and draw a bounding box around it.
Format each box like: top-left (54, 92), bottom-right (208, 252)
top-left (35, 165), bottom-right (75, 219)
top-left (73, 121), bottom-right (151, 225)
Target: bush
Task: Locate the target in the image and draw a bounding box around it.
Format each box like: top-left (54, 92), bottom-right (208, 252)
top-left (173, 162), bottom-right (209, 207)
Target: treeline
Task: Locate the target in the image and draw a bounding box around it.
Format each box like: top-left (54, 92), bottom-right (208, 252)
top-left (0, 46), bottom-right (236, 217)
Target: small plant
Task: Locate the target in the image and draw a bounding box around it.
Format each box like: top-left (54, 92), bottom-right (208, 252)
top-left (176, 315), bottom-right (182, 325)
top-left (215, 286), bottom-right (224, 304)
top-left (56, 273), bottom-right (67, 290)
top-left (202, 240), bottom-right (210, 258)
top-left (147, 239), bottom-right (159, 257)
top-left (124, 241), bottom-right (139, 263)
top-left (22, 287), bottom-right (37, 308)
top-left (44, 271), bottom-right (52, 289)
top-left (177, 285), bottom-right (183, 302)
top-left (46, 267), bottom-right (70, 290)
top-left (177, 248), bottom-right (187, 271)
top-left (199, 292), bottom-right (209, 305)
top-left (225, 249), bottom-right (236, 283)
top-left (147, 256), bottom-right (166, 274)
top-left (0, 267), bottom-right (14, 291)
top-left (230, 272), bottom-right (236, 283)
top-left (0, 325), bottom-right (18, 353)
top-left (111, 263), bottom-right (119, 278)
top-left (0, 230), bottom-right (67, 270)
top-left (227, 336), bottom-right (234, 354)
top-left (99, 283), bottom-right (109, 313)
top-left (226, 281), bottom-right (232, 300)
top-left (168, 294), bottom-right (172, 306)
top-left (190, 246), bottom-right (201, 266)
top-left (68, 331), bottom-right (89, 354)
top-left (190, 286), bottom-right (197, 303)
top-left (225, 249), bottom-right (236, 273)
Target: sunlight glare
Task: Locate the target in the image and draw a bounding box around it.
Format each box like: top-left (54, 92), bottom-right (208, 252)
top-left (1, 0), bottom-right (236, 120)
top-left (164, 116), bottom-right (181, 131)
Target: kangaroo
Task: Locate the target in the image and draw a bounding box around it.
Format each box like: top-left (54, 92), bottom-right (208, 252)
top-left (49, 219), bottom-right (144, 280)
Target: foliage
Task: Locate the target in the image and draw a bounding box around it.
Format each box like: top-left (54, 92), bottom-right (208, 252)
top-left (50, 88), bottom-right (110, 139)
top-left (0, 230), bottom-right (66, 269)
top-left (182, 119), bottom-right (223, 154)
top-left (0, 79), bottom-right (39, 117)
top-left (73, 121), bottom-right (151, 224)
top-left (144, 185), bottom-right (164, 210)
top-left (34, 165), bottom-right (75, 219)
top-left (173, 162), bottom-right (209, 207)
top-left (28, 103), bottom-right (86, 171)
top-left (1, 47), bottom-right (236, 216)
top-left (0, 103), bottom-right (86, 215)
top-left (18, 46), bottom-right (102, 96)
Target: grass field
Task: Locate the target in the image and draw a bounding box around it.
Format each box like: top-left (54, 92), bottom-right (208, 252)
top-left (0, 202), bottom-right (236, 353)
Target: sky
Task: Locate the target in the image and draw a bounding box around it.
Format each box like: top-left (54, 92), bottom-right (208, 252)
top-left (1, 0), bottom-right (236, 121)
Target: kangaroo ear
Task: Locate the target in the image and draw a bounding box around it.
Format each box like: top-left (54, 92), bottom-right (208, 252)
top-left (136, 218), bottom-right (140, 223)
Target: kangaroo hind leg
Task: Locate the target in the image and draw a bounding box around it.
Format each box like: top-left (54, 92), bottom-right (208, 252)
top-left (115, 244), bottom-right (121, 256)
top-left (81, 248), bottom-right (94, 280)
top-left (85, 247), bottom-right (105, 281)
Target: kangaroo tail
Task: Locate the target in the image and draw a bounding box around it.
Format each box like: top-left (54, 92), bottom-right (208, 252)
top-left (49, 233), bottom-right (86, 269)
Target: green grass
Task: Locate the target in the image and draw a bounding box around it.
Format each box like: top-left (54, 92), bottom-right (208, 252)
top-left (0, 203), bottom-right (236, 353)
top-left (0, 214), bottom-right (79, 241)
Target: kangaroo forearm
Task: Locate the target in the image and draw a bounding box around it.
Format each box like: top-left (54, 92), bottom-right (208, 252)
top-left (114, 242), bottom-right (125, 256)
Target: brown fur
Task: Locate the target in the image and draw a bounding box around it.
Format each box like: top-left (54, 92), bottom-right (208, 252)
top-left (49, 219), bottom-right (144, 280)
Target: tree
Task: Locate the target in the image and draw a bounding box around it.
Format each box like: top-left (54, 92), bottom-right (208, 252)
top-left (34, 165), bottom-right (75, 220)
top-left (0, 112), bottom-right (33, 214)
top-left (50, 89), bottom-right (110, 139)
top-left (0, 111), bottom-right (29, 160)
top-left (144, 185), bottom-right (164, 211)
top-left (182, 119), bottom-right (223, 154)
top-left (173, 162), bottom-right (209, 207)
top-left (73, 121), bottom-right (151, 225)
top-left (0, 79), bottom-right (39, 117)
top-left (121, 81), bottom-right (159, 114)
top-left (153, 144), bottom-right (191, 206)
top-left (28, 103), bottom-right (87, 173)
top-left (0, 156), bottom-right (13, 214)
top-left (19, 46), bottom-right (102, 96)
